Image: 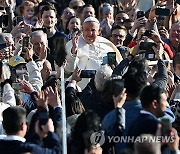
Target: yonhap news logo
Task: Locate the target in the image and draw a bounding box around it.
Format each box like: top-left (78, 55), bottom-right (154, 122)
top-left (90, 131), bottom-right (105, 146)
top-left (90, 132), bottom-right (175, 146)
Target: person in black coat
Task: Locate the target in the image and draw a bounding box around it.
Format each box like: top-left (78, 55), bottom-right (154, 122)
top-left (0, 106), bottom-right (62, 154)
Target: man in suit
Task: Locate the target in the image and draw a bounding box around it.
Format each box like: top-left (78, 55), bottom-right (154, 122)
top-left (0, 106), bottom-right (62, 154)
top-left (127, 84), bottom-right (169, 149)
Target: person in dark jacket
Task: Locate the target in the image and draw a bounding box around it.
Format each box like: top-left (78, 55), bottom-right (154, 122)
top-left (127, 84), bottom-right (168, 149)
top-left (0, 106), bottom-right (62, 154)
top-left (80, 65), bottom-right (114, 120)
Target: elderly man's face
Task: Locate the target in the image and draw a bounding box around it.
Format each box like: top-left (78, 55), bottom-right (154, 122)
top-left (82, 22), bottom-right (100, 44)
top-left (31, 34), bottom-right (47, 56)
top-left (169, 23), bottom-right (180, 45)
top-left (5, 36), bottom-right (15, 52)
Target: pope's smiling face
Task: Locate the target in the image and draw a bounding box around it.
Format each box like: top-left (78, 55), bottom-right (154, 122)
top-left (82, 21), bottom-right (100, 44)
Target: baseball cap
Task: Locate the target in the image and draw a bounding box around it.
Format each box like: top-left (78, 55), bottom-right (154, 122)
top-left (9, 56), bottom-right (26, 67)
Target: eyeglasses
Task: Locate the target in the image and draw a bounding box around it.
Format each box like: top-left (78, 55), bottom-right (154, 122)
top-left (111, 34), bottom-right (125, 38)
top-left (72, 6), bottom-right (82, 10)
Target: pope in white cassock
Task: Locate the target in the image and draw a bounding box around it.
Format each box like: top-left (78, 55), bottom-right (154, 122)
top-left (65, 17), bottom-right (123, 89)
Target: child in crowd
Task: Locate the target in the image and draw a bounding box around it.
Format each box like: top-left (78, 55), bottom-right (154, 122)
top-left (66, 16), bottom-right (81, 41)
top-left (19, 0), bottom-right (36, 26)
top-left (99, 3), bottom-right (114, 38)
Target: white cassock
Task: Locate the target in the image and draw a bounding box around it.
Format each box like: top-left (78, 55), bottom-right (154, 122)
top-left (65, 35), bottom-right (123, 89)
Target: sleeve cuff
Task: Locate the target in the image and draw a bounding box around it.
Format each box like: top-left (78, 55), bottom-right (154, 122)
top-left (66, 83), bottom-right (76, 89)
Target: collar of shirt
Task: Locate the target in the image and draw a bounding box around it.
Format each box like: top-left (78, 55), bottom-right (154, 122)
top-left (2, 135), bottom-right (26, 143)
top-left (140, 110), bottom-right (157, 119)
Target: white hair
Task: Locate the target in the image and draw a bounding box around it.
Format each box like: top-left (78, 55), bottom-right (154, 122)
top-left (94, 65), bottom-right (113, 91)
top-left (31, 30), bottom-right (48, 40)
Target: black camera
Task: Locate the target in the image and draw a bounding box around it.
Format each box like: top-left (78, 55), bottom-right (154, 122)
top-left (139, 42), bottom-right (157, 61)
top-left (0, 14), bottom-right (8, 28)
top-left (41, 75), bottom-right (58, 90)
top-left (80, 70), bottom-right (96, 78)
top-left (143, 30), bottom-right (152, 37)
top-left (139, 42), bottom-right (157, 51)
top-left (137, 11), bottom-right (145, 19)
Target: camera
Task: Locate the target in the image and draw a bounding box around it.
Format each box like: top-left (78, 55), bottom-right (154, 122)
top-left (139, 42), bottom-right (157, 51)
top-left (139, 42), bottom-right (157, 61)
top-left (38, 110), bottom-right (49, 130)
top-left (107, 52), bottom-right (116, 66)
top-left (41, 75), bottom-right (58, 90)
top-left (0, 14), bottom-right (8, 28)
top-left (137, 11), bottom-right (145, 19)
top-left (143, 30), bottom-right (152, 37)
top-left (80, 70), bottom-right (96, 78)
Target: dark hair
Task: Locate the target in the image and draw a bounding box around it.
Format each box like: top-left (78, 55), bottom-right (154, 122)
top-left (36, 1), bottom-right (51, 13)
top-left (102, 76), bottom-right (124, 103)
top-left (173, 52), bottom-right (180, 68)
top-left (40, 5), bottom-right (57, 17)
top-left (71, 110), bottom-right (101, 153)
top-left (64, 16), bottom-right (76, 34)
top-left (2, 106), bottom-right (26, 134)
top-left (140, 85), bottom-right (166, 109)
top-left (123, 66), bottom-right (147, 99)
top-left (73, 110), bottom-right (101, 135)
top-left (66, 93), bottom-right (85, 117)
top-left (111, 25), bottom-right (127, 34)
top-left (129, 58), bottom-right (148, 72)
top-left (123, 19), bottom-right (133, 23)
top-left (82, 4), bottom-right (94, 12)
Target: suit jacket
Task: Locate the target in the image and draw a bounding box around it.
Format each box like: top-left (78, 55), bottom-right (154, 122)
top-left (0, 132), bottom-right (62, 154)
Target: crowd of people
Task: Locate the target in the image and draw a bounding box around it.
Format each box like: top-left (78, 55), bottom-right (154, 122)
top-left (0, 0), bottom-right (180, 153)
